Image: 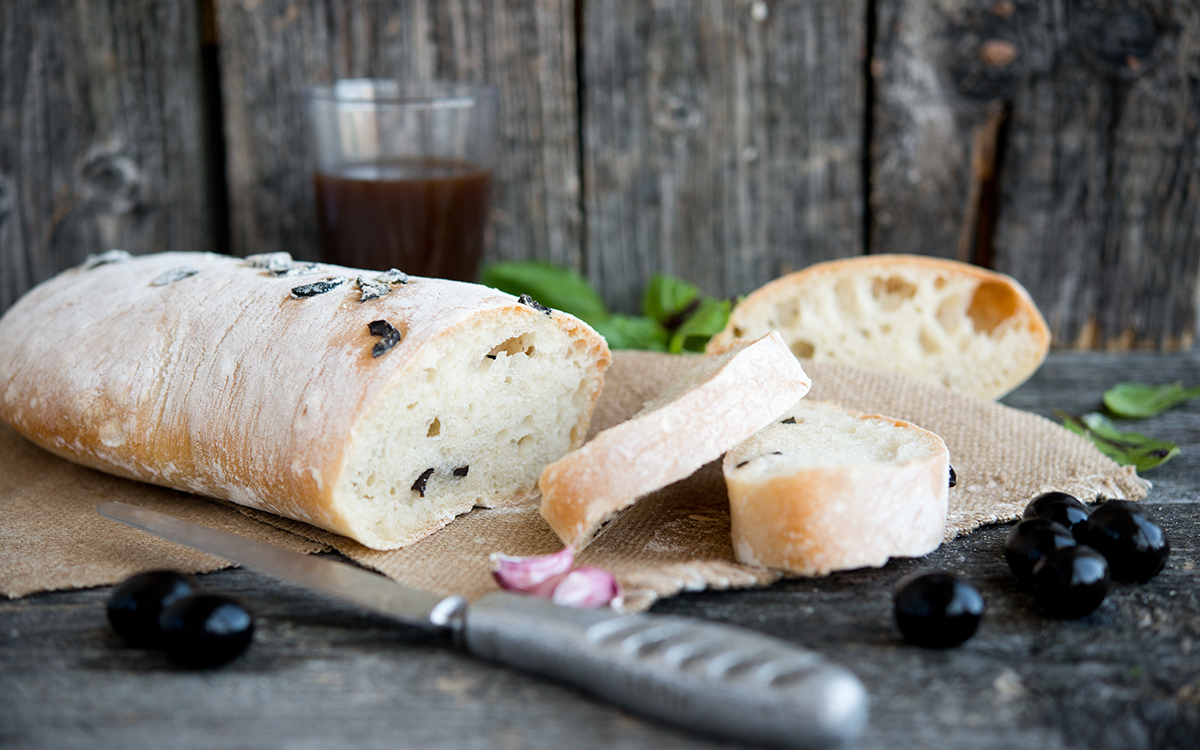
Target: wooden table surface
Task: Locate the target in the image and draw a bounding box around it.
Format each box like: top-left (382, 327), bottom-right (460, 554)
top-left (2, 350), bottom-right (1198, 750)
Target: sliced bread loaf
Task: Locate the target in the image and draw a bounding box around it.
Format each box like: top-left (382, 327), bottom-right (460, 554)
top-left (723, 399), bottom-right (951, 576)
top-left (0, 251), bottom-right (610, 549)
top-left (539, 332), bottom-right (812, 549)
top-left (707, 254), bottom-right (1050, 399)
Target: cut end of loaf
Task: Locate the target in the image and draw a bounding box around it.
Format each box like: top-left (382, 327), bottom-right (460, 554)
top-left (724, 400), bottom-right (950, 576)
top-left (332, 310), bottom-right (609, 549)
top-left (710, 255), bottom-right (1050, 400)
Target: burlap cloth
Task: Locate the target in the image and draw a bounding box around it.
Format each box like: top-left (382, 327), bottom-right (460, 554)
top-left (0, 351), bottom-right (1147, 611)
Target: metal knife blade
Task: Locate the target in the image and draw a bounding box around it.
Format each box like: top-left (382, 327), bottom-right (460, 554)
top-left (97, 500), bottom-right (868, 749)
top-left (96, 501), bottom-right (466, 631)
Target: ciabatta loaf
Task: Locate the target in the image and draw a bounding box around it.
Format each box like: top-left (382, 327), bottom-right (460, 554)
top-left (0, 251), bottom-right (610, 549)
top-left (724, 399), bottom-right (950, 576)
top-left (708, 255), bottom-right (1050, 399)
top-left (539, 332), bottom-right (811, 549)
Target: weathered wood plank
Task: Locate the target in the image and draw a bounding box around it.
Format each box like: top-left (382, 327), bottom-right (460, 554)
top-left (869, 0), bottom-right (1017, 263)
top-left (214, 0), bottom-right (580, 273)
top-left (0, 0), bottom-right (211, 313)
top-left (581, 0), bottom-right (865, 313)
top-left (992, 0), bottom-right (1200, 351)
top-left (871, 0), bottom-right (1200, 351)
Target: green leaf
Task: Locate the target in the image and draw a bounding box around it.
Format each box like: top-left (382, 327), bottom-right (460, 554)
top-left (1102, 381), bottom-right (1200, 419)
top-left (641, 274), bottom-right (700, 325)
top-left (481, 262), bottom-right (609, 323)
top-left (1059, 411), bottom-right (1180, 473)
top-left (589, 314), bottom-right (669, 351)
top-left (668, 298), bottom-right (732, 354)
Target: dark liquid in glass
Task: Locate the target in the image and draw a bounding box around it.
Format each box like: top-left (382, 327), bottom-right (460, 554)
top-left (314, 159), bottom-right (491, 281)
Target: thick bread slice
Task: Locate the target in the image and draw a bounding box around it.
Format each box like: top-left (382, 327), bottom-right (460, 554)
top-left (0, 251), bottom-right (610, 550)
top-left (724, 399), bottom-right (950, 576)
top-left (539, 332), bottom-right (811, 549)
top-left (708, 254), bottom-right (1050, 399)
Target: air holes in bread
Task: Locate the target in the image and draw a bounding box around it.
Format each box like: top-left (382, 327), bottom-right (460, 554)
top-left (919, 327), bottom-right (941, 354)
top-left (835, 277), bottom-right (859, 314)
top-left (936, 294), bottom-right (966, 333)
top-left (791, 340), bottom-right (815, 358)
top-left (489, 333), bottom-right (538, 359)
top-left (774, 301), bottom-right (801, 328)
top-left (871, 276), bottom-right (917, 311)
top-left (426, 417), bottom-right (441, 437)
top-left (967, 280), bottom-right (1019, 334)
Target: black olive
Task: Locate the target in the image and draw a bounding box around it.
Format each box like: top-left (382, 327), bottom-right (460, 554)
top-left (1004, 518), bottom-right (1077, 585)
top-left (893, 571), bottom-right (985, 648)
top-left (107, 570), bottom-right (197, 647)
top-left (1032, 546), bottom-right (1110, 619)
top-left (1083, 500), bottom-right (1170, 583)
top-left (1023, 491), bottom-right (1091, 542)
top-left (159, 594), bottom-right (255, 669)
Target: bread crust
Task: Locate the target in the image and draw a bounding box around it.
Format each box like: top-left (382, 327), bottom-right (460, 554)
top-left (708, 254), bottom-right (1050, 399)
top-left (0, 251), bottom-right (610, 549)
top-left (724, 401), bottom-right (950, 576)
top-left (539, 332), bottom-right (811, 549)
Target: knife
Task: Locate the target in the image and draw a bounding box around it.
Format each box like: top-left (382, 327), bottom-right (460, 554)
top-left (97, 501), bottom-right (868, 749)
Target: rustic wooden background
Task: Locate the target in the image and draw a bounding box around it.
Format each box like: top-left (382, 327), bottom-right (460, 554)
top-left (1, 0), bottom-right (1197, 351)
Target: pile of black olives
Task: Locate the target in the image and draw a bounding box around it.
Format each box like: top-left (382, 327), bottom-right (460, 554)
top-left (894, 493), bottom-right (1170, 647)
top-left (1005, 493), bottom-right (1170, 619)
top-left (107, 570), bottom-right (254, 669)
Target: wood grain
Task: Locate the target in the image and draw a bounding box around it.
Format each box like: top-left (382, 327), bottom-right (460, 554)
top-left (869, 0), bottom-right (1025, 267)
top-left (0, 0), bottom-right (211, 312)
top-left (213, 0), bottom-right (581, 272)
top-left (991, 0), bottom-right (1200, 351)
top-left (871, 0), bottom-right (1200, 350)
top-left (581, 0), bottom-right (866, 313)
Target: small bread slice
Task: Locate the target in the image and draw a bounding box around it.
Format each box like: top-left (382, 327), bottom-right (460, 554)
top-left (539, 332), bottom-right (812, 549)
top-left (723, 399), bottom-right (950, 576)
top-left (707, 254), bottom-right (1050, 399)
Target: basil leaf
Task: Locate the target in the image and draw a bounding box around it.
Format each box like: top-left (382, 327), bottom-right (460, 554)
top-left (482, 262), bottom-right (609, 323)
top-left (1103, 381), bottom-right (1200, 419)
top-left (641, 274), bottom-right (699, 325)
top-left (668, 298), bottom-right (732, 354)
top-left (1060, 411), bottom-right (1179, 472)
top-left (589, 314), bottom-right (669, 351)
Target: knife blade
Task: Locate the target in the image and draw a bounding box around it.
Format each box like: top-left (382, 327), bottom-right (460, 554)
top-left (97, 501), bottom-right (868, 749)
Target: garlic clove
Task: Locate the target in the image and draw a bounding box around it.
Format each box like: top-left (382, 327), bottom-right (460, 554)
top-left (539, 567), bottom-right (623, 610)
top-left (489, 547), bottom-right (575, 592)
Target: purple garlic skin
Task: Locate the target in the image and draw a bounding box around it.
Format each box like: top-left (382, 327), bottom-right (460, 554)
top-left (490, 547), bottom-right (575, 592)
top-left (489, 549), bottom-right (622, 609)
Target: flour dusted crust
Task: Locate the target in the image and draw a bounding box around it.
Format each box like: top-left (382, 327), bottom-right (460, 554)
top-left (539, 332), bottom-right (812, 549)
top-left (708, 255), bottom-right (1050, 400)
top-left (0, 251), bottom-right (610, 550)
top-left (724, 400), bottom-right (950, 576)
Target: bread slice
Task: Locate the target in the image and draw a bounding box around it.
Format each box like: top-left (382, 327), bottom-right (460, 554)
top-left (0, 250), bottom-right (610, 549)
top-left (723, 399), bottom-right (950, 576)
top-left (539, 332), bottom-right (812, 549)
top-left (708, 254), bottom-right (1050, 399)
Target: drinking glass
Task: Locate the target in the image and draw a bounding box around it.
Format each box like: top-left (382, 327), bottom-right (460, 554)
top-left (306, 79), bottom-right (499, 281)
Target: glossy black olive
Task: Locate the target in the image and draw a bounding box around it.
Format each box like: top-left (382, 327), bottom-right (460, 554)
top-left (1023, 492), bottom-right (1091, 542)
top-left (894, 572), bottom-right (985, 648)
top-left (1004, 518), bottom-right (1077, 584)
top-left (159, 594), bottom-right (255, 669)
top-left (1083, 500), bottom-right (1170, 582)
top-left (106, 570), bottom-right (197, 647)
top-left (1032, 546), bottom-right (1110, 619)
